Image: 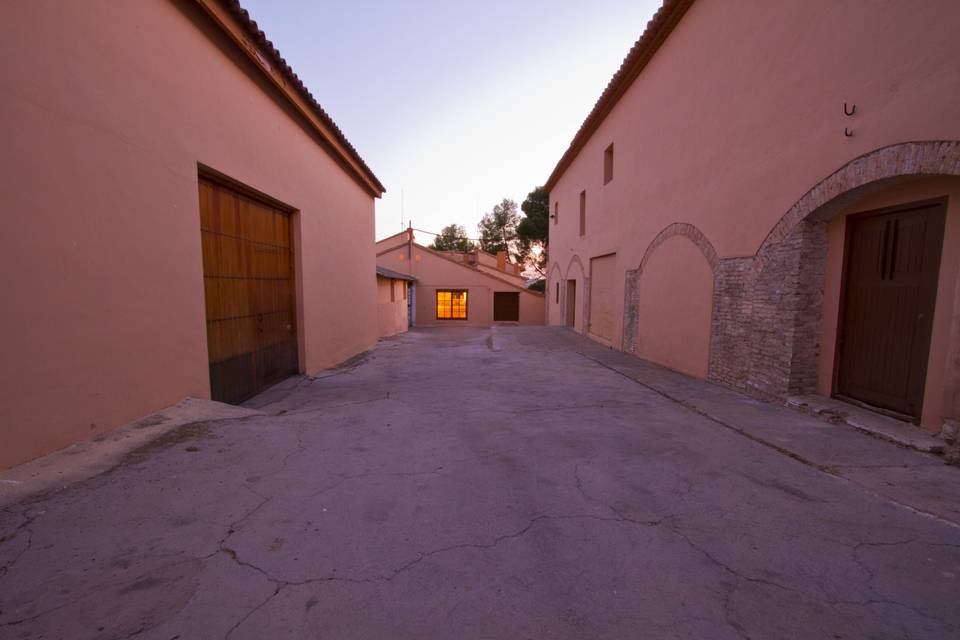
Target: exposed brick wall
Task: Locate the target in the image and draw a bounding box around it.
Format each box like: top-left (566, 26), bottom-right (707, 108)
top-left (624, 141), bottom-right (960, 432)
top-left (707, 257), bottom-right (753, 387)
top-left (622, 268), bottom-right (642, 354)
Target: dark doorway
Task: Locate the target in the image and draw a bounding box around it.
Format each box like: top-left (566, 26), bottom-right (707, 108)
top-left (199, 176), bottom-right (299, 404)
top-left (493, 292), bottom-right (520, 322)
top-left (835, 197), bottom-right (946, 421)
top-left (565, 280), bottom-right (577, 327)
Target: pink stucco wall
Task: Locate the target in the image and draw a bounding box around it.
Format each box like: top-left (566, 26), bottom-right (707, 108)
top-left (0, 0), bottom-right (379, 468)
top-left (547, 0), bottom-right (960, 429)
top-left (636, 236), bottom-right (713, 379)
top-left (377, 276), bottom-right (410, 338)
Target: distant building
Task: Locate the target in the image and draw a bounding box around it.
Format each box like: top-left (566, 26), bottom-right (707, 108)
top-left (545, 0), bottom-right (960, 436)
top-left (376, 231), bottom-right (544, 326)
top-left (0, 0), bottom-right (384, 468)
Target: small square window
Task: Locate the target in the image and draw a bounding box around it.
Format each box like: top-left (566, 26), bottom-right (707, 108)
top-left (603, 143), bottom-right (614, 184)
top-left (579, 190), bottom-right (586, 237)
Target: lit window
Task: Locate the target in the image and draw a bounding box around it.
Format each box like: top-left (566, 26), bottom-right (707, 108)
top-left (436, 290), bottom-right (468, 320)
top-left (604, 143), bottom-right (614, 184)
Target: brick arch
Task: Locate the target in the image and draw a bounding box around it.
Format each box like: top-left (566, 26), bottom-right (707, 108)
top-left (637, 222), bottom-right (719, 275)
top-left (622, 222), bottom-right (719, 354)
top-left (710, 140), bottom-right (960, 413)
top-left (754, 140), bottom-right (960, 270)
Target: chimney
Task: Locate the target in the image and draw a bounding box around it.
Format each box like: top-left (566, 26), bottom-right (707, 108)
top-left (496, 251), bottom-right (507, 272)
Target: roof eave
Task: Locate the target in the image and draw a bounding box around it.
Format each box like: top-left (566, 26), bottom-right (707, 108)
top-left (544, 0), bottom-right (695, 193)
top-left (195, 0), bottom-right (385, 198)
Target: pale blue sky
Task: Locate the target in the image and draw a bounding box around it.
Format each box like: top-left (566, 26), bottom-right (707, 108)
top-left (242, 0), bottom-right (661, 241)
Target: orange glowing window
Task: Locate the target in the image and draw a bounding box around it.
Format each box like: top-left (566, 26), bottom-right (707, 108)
top-left (436, 290), bottom-right (468, 320)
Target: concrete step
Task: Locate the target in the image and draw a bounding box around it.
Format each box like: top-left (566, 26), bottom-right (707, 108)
top-left (786, 395), bottom-right (946, 454)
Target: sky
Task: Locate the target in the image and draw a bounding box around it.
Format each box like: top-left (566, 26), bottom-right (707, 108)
top-left (242, 0), bottom-right (662, 242)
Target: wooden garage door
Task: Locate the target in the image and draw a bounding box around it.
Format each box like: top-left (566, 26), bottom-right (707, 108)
top-left (199, 177), bottom-right (298, 404)
top-left (589, 253), bottom-right (617, 342)
top-left (836, 198), bottom-right (945, 420)
top-left (493, 292), bottom-right (520, 322)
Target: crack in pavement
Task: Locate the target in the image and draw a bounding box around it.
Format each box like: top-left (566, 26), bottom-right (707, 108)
top-left (665, 526), bottom-right (956, 635)
top-left (0, 512), bottom-right (38, 578)
top-left (212, 508), bottom-right (688, 636)
top-left (213, 513), bottom-right (556, 636)
top-left (223, 583), bottom-right (283, 640)
top-left (572, 465), bottom-right (665, 526)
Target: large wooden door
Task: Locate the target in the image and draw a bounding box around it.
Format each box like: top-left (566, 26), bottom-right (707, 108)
top-left (589, 253), bottom-right (617, 341)
top-left (565, 280), bottom-right (577, 327)
top-left (836, 198), bottom-right (946, 420)
top-left (199, 177), bottom-right (299, 404)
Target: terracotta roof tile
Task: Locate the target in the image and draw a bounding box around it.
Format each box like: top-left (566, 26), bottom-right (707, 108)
top-left (224, 0), bottom-right (385, 195)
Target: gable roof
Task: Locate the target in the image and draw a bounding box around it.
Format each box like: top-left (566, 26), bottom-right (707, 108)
top-left (416, 244), bottom-right (540, 293)
top-left (378, 242), bottom-right (543, 296)
top-left (544, 0), bottom-right (695, 192)
top-left (196, 0), bottom-right (385, 197)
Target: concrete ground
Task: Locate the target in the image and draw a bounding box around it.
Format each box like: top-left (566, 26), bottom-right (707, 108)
top-left (1, 327), bottom-right (959, 639)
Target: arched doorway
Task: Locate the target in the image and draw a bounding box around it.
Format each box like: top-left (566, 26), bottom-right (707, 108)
top-left (708, 141), bottom-right (960, 433)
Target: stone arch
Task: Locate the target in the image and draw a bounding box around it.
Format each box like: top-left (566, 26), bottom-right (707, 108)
top-left (565, 254), bottom-right (586, 280)
top-left (710, 140), bottom-right (960, 404)
top-left (622, 222), bottom-right (719, 355)
top-left (548, 262), bottom-right (563, 281)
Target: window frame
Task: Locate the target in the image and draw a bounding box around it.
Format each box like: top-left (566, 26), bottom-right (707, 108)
top-left (435, 289), bottom-right (469, 320)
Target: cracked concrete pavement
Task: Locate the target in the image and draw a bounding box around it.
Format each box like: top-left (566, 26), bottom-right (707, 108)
top-left (1, 326), bottom-right (959, 639)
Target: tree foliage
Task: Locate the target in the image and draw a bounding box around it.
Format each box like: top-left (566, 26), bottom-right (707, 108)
top-left (429, 224), bottom-right (475, 252)
top-left (478, 199), bottom-right (520, 256)
top-left (517, 186), bottom-right (549, 274)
